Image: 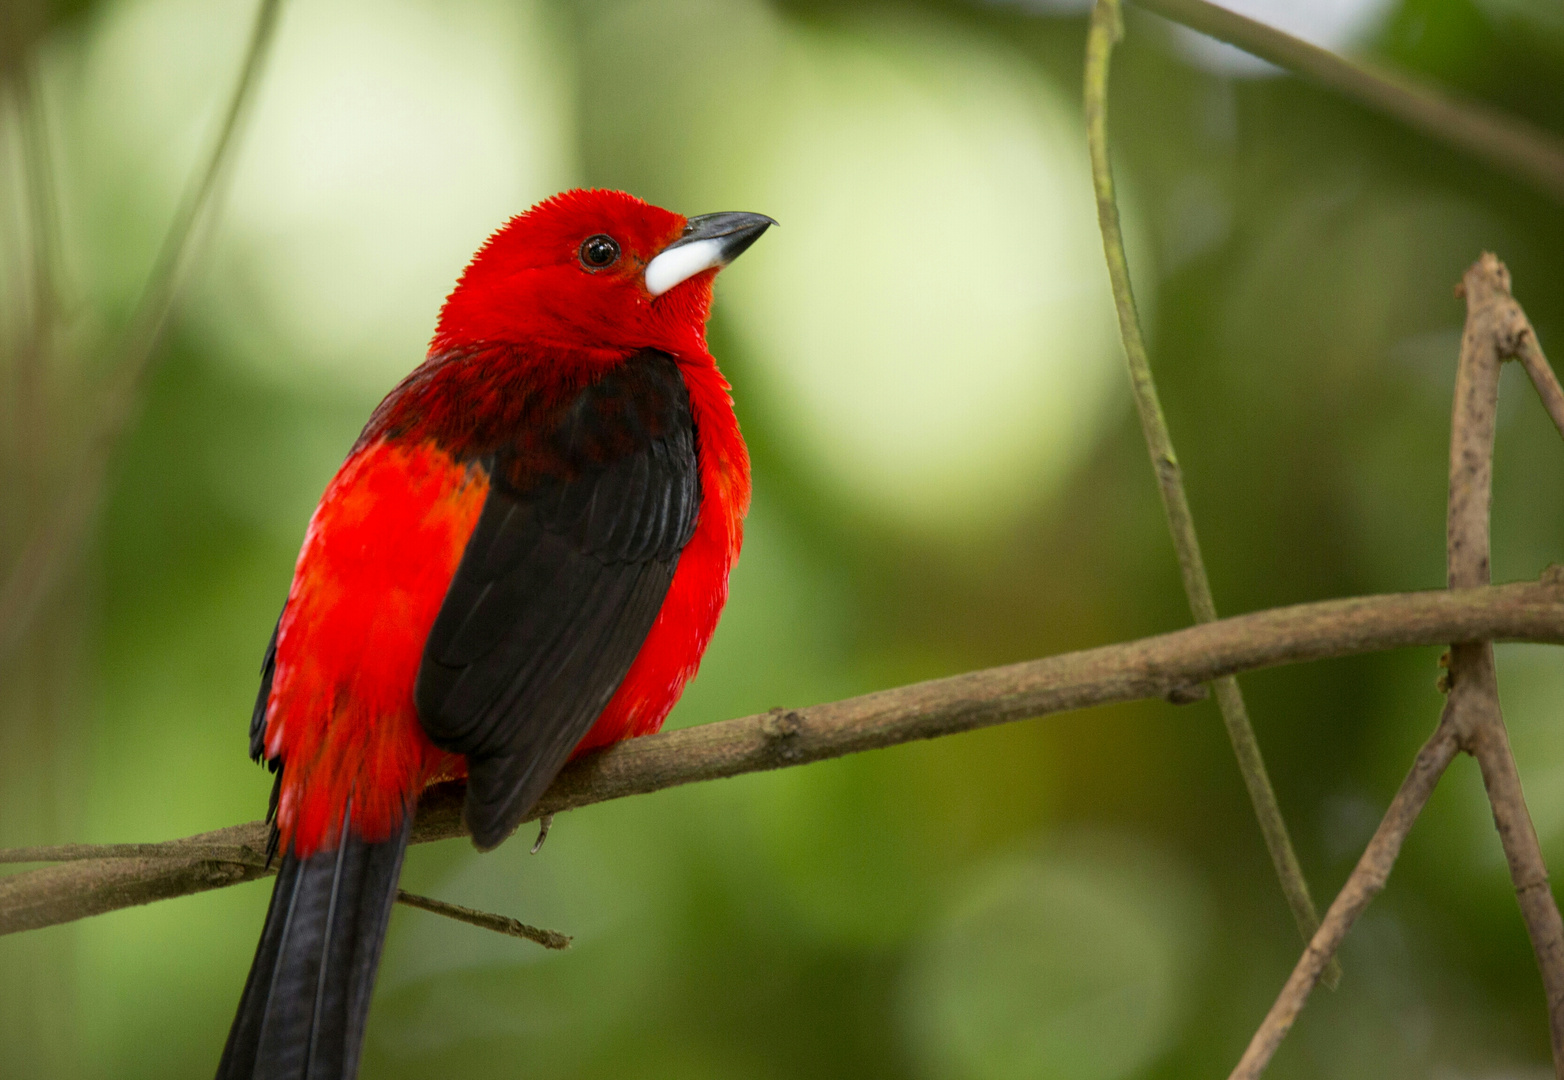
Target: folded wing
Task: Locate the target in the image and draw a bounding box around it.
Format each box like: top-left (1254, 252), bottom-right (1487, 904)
top-left (414, 350), bottom-right (700, 849)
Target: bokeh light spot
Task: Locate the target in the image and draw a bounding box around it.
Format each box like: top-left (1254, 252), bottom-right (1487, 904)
top-left (74, 0), bottom-right (576, 391)
top-left (707, 19), bottom-right (1129, 536)
top-left (903, 833), bottom-right (1207, 1080)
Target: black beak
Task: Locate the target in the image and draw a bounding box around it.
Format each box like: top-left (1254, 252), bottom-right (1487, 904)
top-left (645, 212), bottom-right (777, 296)
top-left (664, 212), bottom-right (777, 262)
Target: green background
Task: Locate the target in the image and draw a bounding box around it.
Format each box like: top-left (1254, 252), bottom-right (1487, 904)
top-left (5, 0), bottom-right (1564, 1077)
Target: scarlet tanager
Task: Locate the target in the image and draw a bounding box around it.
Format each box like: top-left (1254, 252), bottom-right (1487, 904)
top-left (217, 190), bottom-right (773, 1080)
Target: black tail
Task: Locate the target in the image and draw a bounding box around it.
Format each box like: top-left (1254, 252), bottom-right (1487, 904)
top-left (217, 811), bottom-right (411, 1080)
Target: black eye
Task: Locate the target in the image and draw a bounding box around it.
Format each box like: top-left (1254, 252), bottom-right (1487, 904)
top-left (579, 234), bottom-right (620, 269)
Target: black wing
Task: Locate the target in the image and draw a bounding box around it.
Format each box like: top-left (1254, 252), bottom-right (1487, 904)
top-left (250, 616), bottom-right (285, 863)
top-left (250, 617), bottom-right (281, 763)
top-left (415, 350), bottom-right (700, 850)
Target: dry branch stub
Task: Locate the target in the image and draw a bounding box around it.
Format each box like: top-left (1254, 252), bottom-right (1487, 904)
top-left (394, 890), bottom-right (570, 951)
top-left (5, 579), bottom-right (1564, 937)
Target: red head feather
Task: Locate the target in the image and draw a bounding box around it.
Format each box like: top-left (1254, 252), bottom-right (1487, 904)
top-left (430, 189), bottom-right (715, 362)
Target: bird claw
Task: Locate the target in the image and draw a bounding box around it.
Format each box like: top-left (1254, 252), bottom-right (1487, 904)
top-left (530, 815), bottom-right (554, 855)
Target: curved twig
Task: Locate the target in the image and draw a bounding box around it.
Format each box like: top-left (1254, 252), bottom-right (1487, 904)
top-left (1228, 714), bottom-right (1462, 1076)
top-left (1085, 0), bottom-right (1330, 978)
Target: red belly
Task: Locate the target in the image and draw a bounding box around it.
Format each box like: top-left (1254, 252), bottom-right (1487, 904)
top-left (264, 439), bottom-right (484, 855)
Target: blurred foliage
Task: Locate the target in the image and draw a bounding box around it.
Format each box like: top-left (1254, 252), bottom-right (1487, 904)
top-left (5, 0), bottom-right (1564, 1077)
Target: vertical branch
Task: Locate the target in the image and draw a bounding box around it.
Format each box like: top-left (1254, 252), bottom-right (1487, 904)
top-left (1083, 0), bottom-right (1332, 981)
top-left (0, 0), bottom-right (285, 657)
top-left (1230, 254), bottom-right (1564, 1079)
top-left (1451, 255), bottom-right (1564, 1071)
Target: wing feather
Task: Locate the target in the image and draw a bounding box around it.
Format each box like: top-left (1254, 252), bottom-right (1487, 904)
top-left (415, 350), bottom-right (700, 849)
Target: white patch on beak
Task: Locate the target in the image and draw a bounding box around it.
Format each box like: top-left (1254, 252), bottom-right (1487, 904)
top-left (644, 237), bottom-right (727, 297)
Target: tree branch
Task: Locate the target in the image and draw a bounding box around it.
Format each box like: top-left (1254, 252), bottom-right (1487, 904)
top-left (1513, 323), bottom-right (1564, 445)
top-left (1229, 254), bottom-right (1564, 1079)
top-left (1228, 709), bottom-right (1462, 1078)
top-left (1086, 0), bottom-right (1330, 980)
top-left (5, 578), bottom-right (1564, 937)
top-left (1131, 0), bottom-right (1564, 206)
top-left (1449, 255), bottom-right (1564, 1071)
top-left (0, 841), bottom-right (570, 949)
top-left (0, 842), bottom-right (265, 865)
top-left (394, 890), bottom-right (570, 951)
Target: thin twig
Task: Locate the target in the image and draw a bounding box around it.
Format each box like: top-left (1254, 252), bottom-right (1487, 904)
top-left (1516, 336), bottom-right (1564, 443)
top-left (0, 0), bottom-right (284, 659)
top-left (1450, 255), bottom-right (1564, 1071)
top-left (4, 577), bottom-right (1563, 936)
top-left (1228, 714), bottom-right (1462, 1078)
top-left (1085, 0), bottom-right (1332, 983)
top-left (395, 890), bottom-right (570, 951)
top-left (1131, 0), bottom-right (1564, 206)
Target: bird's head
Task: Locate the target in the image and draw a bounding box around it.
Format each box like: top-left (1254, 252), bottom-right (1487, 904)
top-left (431, 189), bottom-right (774, 362)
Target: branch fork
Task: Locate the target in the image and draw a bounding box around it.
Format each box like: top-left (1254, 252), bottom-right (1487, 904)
top-left (1229, 255), bottom-right (1564, 1078)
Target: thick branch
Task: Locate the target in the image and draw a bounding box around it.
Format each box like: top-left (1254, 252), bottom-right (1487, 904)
top-left (5, 579), bottom-right (1564, 937)
top-left (1086, 0), bottom-right (1328, 975)
top-left (1132, 0), bottom-right (1564, 206)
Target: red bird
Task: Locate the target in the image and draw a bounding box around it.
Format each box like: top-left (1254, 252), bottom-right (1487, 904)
top-left (218, 190), bottom-right (772, 1080)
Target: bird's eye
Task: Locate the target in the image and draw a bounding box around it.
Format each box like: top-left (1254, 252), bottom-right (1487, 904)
top-left (579, 234), bottom-right (620, 269)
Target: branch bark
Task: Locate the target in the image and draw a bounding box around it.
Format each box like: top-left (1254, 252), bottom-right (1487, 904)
top-left (1228, 254), bottom-right (1564, 1079)
top-left (1450, 255), bottom-right (1564, 1070)
top-left (5, 578), bottom-right (1564, 936)
top-left (393, 890), bottom-right (570, 951)
top-left (1086, 0), bottom-right (1330, 979)
top-left (1513, 320), bottom-right (1564, 445)
top-left (1131, 0), bottom-right (1564, 206)
top-left (1229, 713), bottom-right (1461, 1078)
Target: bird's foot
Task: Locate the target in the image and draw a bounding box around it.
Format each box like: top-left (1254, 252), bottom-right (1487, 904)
top-left (530, 815), bottom-right (554, 854)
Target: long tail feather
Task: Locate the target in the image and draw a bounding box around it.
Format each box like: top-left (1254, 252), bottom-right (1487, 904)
top-left (217, 808), bottom-right (411, 1080)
